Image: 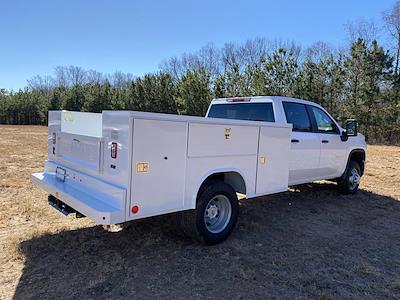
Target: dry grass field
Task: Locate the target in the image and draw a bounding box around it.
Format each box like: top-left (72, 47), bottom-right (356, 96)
top-left (0, 125), bottom-right (400, 299)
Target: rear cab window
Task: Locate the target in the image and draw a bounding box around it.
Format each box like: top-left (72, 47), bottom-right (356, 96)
top-left (207, 103), bottom-right (275, 122)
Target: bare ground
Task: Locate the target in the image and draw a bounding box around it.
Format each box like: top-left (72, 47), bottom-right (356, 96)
top-left (0, 125), bottom-right (399, 299)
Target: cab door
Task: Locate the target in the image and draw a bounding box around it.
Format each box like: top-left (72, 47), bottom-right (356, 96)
top-left (308, 105), bottom-right (346, 178)
top-left (282, 102), bottom-right (321, 185)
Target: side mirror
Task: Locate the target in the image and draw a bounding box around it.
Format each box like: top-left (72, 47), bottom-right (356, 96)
top-left (341, 119), bottom-right (357, 142)
top-left (346, 119), bottom-right (358, 136)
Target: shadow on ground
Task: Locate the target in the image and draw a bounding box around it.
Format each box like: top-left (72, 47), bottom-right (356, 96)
top-left (14, 183), bottom-right (400, 299)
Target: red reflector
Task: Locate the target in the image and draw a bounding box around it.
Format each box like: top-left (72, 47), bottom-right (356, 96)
top-left (111, 142), bottom-right (118, 159)
top-left (131, 205), bottom-right (139, 214)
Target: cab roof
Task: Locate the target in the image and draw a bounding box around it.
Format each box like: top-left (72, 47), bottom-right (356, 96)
top-left (211, 96), bottom-right (322, 109)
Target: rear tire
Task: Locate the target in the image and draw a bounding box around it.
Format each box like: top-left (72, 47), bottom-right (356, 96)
top-left (178, 181), bottom-right (239, 245)
top-left (338, 160), bottom-right (362, 194)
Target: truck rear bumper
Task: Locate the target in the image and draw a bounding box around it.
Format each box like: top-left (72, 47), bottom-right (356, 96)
top-left (32, 171), bottom-right (126, 225)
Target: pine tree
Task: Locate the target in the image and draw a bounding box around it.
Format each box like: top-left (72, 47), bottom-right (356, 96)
top-left (264, 48), bottom-right (300, 96)
top-left (176, 68), bottom-right (211, 116)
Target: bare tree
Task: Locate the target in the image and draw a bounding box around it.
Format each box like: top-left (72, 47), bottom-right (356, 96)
top-left (269, 39), bottom-right (302, 63)
top-left (221, 42), bottom-right (240, 71)
top-left (86, 70), bottom-right (105, 84)
top-left (238, 37), bottom-right (270, 66)
top-left (306, 41), bottom-right (335, 63)
top-left (54, 66), bottom-right (68, 88)
top-left (160, 43), bottom-right (221, 80)
top-left (197, 43), bottom-right (221, 78)
top-left (109, 71), bottom-right (134, 88)
top-left (159, 56), bottom-right (183, 80)
top-left (27, 75), bottom-right (54, 94)
top-left (383, 1), bottom-right (400, 75)
top-left (345, 18), bottom-right (380, 47)
top-left (67, 66), bottom-right (87, 86)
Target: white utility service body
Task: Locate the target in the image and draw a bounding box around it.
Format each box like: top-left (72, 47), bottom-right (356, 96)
top-left (32, 109), bottom-right (292, 225)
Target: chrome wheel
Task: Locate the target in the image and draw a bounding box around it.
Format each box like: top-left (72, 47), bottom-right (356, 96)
top-left (204, 194), bottom-right (232, 234)
top-left (348, 168), bottom-right (360, 191)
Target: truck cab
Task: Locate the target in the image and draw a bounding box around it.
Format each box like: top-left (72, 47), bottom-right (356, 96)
top-left (206, 96), bottom-right (366, 191)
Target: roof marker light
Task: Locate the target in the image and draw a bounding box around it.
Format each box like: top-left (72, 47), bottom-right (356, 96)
top-left (226, 97), bottom-right (251, 102)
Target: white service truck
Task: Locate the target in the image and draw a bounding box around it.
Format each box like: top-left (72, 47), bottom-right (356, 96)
top-left (32, 96), bottom-right (366, 244)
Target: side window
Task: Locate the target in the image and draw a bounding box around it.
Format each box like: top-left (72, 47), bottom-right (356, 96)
top-left (283, 102), bottom-right (311, 132)
top-left (310, 106), bottom-right (338, 134)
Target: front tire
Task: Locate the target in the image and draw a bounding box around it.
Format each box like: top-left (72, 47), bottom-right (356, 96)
top-left (179, 181), bottom-right (239, 245)
top-left (338, 160), bottom-right (362, 194)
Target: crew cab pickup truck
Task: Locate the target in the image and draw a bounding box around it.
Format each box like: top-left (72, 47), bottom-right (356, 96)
top-left (32, 96), bottom-right (366, 244)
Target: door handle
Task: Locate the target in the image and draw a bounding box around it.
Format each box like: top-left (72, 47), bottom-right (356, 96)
top-left (291, 139), bottom-right (299, 143)
top-left (322, 140), bottom-right (329, 143)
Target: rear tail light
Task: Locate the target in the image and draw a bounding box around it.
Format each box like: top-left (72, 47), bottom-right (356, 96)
top-left (111, 142), bottom-right (118, 159)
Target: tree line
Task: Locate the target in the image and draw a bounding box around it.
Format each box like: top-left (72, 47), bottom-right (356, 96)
top-left (1, 3), bottom-right (400, 144)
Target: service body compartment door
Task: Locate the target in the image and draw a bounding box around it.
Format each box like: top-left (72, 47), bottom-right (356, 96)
top-left (188, 123), bottom-right (258, 157)
top-left (130, 119), bottom-right (187, 218)
top-left (256, 126), bottom-right (291, 195)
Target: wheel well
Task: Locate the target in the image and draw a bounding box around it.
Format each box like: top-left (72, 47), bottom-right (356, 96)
top-left (198, 172), bottom-right (246, 197)
top-left (349, 149), bottom-right (366, 175)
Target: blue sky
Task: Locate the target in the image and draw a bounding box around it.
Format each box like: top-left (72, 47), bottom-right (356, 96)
top-left (0, 0), bottom-right (396, 90)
